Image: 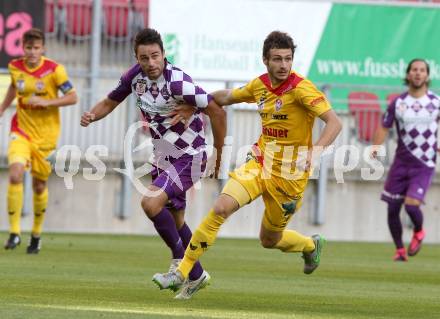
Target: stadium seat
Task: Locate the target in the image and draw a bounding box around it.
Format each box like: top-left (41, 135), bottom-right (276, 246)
top-left (103, 0), bottom-right (133, 40)
top-left (348, 91), bottom-right (382, 143)
top-left (44, 0), bottom-right (57, 36)
top-left (60, 0), bottom-right (93, 39)
top-left (132, 0), bottom-right (149, 31)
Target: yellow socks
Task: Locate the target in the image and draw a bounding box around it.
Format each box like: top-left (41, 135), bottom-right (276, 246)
top-left (274, 230), bottom-right (315, 253)
top-left (32, 188), bottom-right (48, 236)
top-left (177, 209), bottom-right (225, 278)
top-left (7, 183), bottom-right (23, 234)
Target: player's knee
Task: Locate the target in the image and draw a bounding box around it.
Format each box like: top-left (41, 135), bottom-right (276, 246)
top-left (404, 197), bottom-right (421, 206)
top-left (213, 202), bottom-right (231, 219)
top-left (9, 170), bottom-right (24, 184)
top-left (141, 196), bottom-right (163, 218)
top-left (259, 236), bottom-right (277, 248)
top-left (33, 182), bottom-right (47, 195)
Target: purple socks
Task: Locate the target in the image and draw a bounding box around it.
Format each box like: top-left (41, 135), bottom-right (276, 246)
top-left (404, 204), bottom-right (423, 232)
top-left (387, 202), bottom-right (425, 249)
top-left (150, 208), bottom-right (184, 259)
top-left (387, 201), bottom-right (403, 249)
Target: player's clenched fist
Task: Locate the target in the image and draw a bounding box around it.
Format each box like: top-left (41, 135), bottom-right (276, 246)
top-left (80, 112), bottom-right (96, 127)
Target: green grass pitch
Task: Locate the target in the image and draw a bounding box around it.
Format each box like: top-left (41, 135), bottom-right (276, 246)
top-left (0, 232), bottom-right (439, 319)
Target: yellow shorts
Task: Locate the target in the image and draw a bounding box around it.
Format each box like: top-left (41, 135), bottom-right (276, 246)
top-left (222, 155), bottom-right (309, 232)
top-left (8, 133), bottom-right (55, 181)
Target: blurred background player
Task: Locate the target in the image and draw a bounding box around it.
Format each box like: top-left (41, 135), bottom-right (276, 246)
top-left (80, 28), bottom-right (226, 285)
top-left (0, 28), bottom-right (78, 253)
top-left (152, 31), bottom-right (342, 299)
top-left (372, 59), bottom-right (440, 261)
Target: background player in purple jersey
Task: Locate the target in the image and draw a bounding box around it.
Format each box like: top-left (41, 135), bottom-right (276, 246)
top-left (80, 29), bottom-right (226, 286)
top-left (372, 59), bottom-right (440, 261)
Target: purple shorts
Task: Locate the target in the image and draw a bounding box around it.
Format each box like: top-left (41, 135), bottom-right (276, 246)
top-left (151, 152), bottom-right (207, 211)
top-left (381, 159), bottom-right (434, 203)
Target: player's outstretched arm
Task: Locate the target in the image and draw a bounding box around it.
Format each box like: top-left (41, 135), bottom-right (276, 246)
top-left (211, 89), bottom-right (235, 106)
top-left (80, 97), bottom-right (120, 127)
top-left (204, 100), bottom-right (227, 177)
top-left (0, 84), bottom-right (16, 117)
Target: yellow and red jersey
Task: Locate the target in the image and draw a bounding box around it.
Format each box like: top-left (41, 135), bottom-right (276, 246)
top-left (231, 71), bottom-right (331, 177)
top-left (8, 56), bottom-right (74, 147)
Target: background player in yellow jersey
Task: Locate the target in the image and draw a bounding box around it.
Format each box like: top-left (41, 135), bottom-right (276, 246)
top-left (152, 31), bottom-right (342, 299)
top-left (0, 28), bottom-right (77, 253)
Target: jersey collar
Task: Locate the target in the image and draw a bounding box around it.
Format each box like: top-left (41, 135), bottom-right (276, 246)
top-left (259, 72), bottom-right (303, 96)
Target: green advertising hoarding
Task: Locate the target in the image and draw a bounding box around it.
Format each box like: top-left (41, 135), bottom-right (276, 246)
top-left (152, 1), bottom-right (440, 110)
top-left (308, 4), bottom-right (440, 109)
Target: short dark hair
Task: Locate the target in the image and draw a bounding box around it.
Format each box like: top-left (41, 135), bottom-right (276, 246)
top-left (133, 28), bottom-right (164, 55)
top-left (404, 58), bottom-right (430, 86)
top-left (23, 28), bottom-right (45, 45)
top-left (262, 31), bottom-right (296, 59)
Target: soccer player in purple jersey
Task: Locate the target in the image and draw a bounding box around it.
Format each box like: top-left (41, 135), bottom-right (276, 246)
top-left (80, 29), bottom-right (226, 287)
top-left (372, 59), bottom-right (440, 261)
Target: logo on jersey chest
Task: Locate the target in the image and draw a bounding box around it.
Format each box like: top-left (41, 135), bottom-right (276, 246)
top-left (135, 79), bottom-right (147, 96)
top-left (257, 90), bottom-right (267, 110)
top-left (17, 77), bottom-right (25, 92)
top-left (398, 102), bottom-right (407, 113)
top-left (36, 80), bottom-right (45, 91)
top-left (275, 98), bottom-right (283, 112)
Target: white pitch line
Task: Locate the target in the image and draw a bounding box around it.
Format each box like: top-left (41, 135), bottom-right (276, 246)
top-left (8, 302), bottom-right (306, 319)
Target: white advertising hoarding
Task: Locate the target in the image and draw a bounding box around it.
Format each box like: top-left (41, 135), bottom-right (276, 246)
top-left (150, 0), bottom-right (331, 81)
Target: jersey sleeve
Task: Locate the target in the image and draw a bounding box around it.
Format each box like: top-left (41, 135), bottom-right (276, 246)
top-left (297, 80), bottom-right (332, 117)
top-left (7, 63), bottom-right (16, 88)
top-left (54, 64), bottom-right (75, 94)
top-left (382, 100), bottom-right (396, 128)
top-left (169, 71), bottom-right (212, 109)
top-left (231, 79), bottom-right (257, 103)
top-left (107, 72), bottom-right (132, 103)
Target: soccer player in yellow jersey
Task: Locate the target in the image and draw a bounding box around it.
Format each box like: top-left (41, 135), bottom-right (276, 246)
top-left (152, 31), bottom-right (342, 299)
top-left (0, 28), bottom-right (77, 253)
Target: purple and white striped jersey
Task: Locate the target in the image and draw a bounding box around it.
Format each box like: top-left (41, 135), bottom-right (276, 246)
top-left (383, 91), bottom-right (440, 168)
top-left (108, 59), bottom-right (212, 156)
